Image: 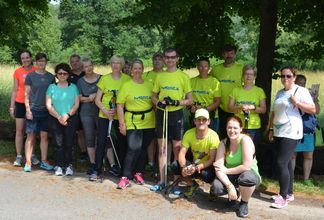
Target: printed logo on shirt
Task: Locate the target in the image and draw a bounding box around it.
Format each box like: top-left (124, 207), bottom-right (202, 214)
top-left (193, 90), bottom-right (209, 95)
top-left (134, 95), bottom-right (151, 100)
top-left (161, 86), bottom-right (179, 91)
top-left (237, 101), bottom-right (255, 105)
top-left (220, 79), bottom-right (235, 83)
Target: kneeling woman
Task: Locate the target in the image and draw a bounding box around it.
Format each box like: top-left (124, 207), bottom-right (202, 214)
top-left (46, 63), bottom-right (80, 176)
top-left (211, 116), bottom-right (261, 218)
top-left (116, 59), bottom-right (155, 189)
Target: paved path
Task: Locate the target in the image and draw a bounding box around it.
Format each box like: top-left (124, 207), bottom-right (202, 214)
top-left (0, 161), bottom-right (323, 220)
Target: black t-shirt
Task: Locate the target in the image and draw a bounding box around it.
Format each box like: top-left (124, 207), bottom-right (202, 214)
top-left (68, 71), bottom-right (85, 84)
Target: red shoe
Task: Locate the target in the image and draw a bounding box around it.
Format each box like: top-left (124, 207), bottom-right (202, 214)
top-left (133, 173), bottom-right (145, 185)
top-left (117, 177), bottom-right (130, 190)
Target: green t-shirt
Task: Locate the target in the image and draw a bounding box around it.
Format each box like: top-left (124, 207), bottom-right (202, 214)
top-left (210, 63), bottom-right (243, 112)
top-left (191, 75), bottom-right (221, 117)
top-left (96, 73), bottom-right (130, 119)
top-left (230, 86), bottom-right (266, 129)
top-left (46, 83), bottom-right (79, 116)
top-left (142, 70), bottom-right (159, 85)
top-left (117, 80), bottom-right (155, 130)
top-left (182, 128), bottom-right (219, 164)
top-left (152, 69), bottom-right (192, 112)
top-left (225, 136), bottom-right (261, 181)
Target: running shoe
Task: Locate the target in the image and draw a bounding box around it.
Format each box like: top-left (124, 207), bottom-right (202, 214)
top-left (13, 156), bottom-right (23, 166)
top-left (24, 163), bottom-right (32, 172)
top-left (133, 173), bottom-right (145, 185)
top-left (271, 195), bottom-right (288, 209)
top-left (65, 164), bottom-right (73, 176)
top-left (55, 166), bottom-right (63, 176)
top-left (184, 182), bottom-right (199, 198)
top-left (40, 160), bottom-right (54, 171)
top-left (150, 183), bottom-right (166, 192)
top-left (109, 164), bottom-right (121, 177)
top-left (236, 202), bottom-right (248, 218)
top-left (89, 171), bottom-right (98, 181)
top-left (31, 154), bottom-right (40, 165)
top-left (117, 177), bottom-right (130, 189)
top-left (271, 194), bottom-right (294, 202)
top-left (171, 186), bottom-right (183, 196)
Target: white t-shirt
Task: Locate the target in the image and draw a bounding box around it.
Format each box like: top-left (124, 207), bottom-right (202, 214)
top-left (272, 85), bottom-right (314, 140)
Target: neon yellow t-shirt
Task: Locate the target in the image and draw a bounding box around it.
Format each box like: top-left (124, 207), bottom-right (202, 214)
top-left (152, 69), bottom-right (192, 112)
top-left (182, 128), bottom-right (220, 164)
top-left (191, 75), bottom-right (221, 117)
top-left (117, 80), bottom-right (155, 130)
top-left (230, 86), bottom-right (266, 129)
top-left (210, 63), bottom-right (243, 112)
top-left (96, 73), bottom-right (131, 119)
top-left (142, 70), bottom-right (159, 85)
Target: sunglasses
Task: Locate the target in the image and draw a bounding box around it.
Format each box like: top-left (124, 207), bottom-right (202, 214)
top-left (57, 72), bottom-right (69, 76)
top-left (280, 74), bottom-right (293, 79)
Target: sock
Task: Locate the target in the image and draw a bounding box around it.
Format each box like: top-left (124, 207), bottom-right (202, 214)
top-left (148, 162), bottom-right (154, 166)
top-left (17, 155), bottom-right (22, 158)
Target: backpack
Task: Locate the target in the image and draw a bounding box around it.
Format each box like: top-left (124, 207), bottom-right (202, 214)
top-left (293, 86), bottom-right (319, 134)
top-left (301, 113), bottom-right (319, 134)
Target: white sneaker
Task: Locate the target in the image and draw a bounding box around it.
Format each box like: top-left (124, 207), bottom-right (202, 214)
top-left (55, 166), bottom-right (63, 176)
top-left (65, 165), bottom-right (73, 176)
top-left (31, 155), bottom-right (40, 165)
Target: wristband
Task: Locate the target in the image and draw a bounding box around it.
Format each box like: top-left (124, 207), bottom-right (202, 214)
top-left (269, 128), bottom-right (274, 131)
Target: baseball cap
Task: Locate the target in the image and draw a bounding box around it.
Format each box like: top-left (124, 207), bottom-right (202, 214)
top-left (194, 108), bottom-right (209, 119)
top-left (153, 52), bottom-right (163, 59)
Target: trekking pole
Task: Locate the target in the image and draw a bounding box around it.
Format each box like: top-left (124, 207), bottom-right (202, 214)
top-left (107, 90), bottom-right (121, 168)
top-left (164, 107), bottom-right (168, 184)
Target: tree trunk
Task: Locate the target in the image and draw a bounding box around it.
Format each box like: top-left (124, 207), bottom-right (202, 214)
top-left (256, 0), bottom-right (277, 133)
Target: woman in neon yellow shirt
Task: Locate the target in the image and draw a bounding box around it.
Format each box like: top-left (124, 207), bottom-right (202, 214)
top-left (116, 59), bottom-right (155, 189)
top-left (212, 116), bottom-right (261, 218)
top-left (229, 65), bottom-right (266, 143)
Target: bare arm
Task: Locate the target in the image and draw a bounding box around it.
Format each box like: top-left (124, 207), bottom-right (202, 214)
top-left (207, 97), bottom-right (221, 112)
top-left (79, 93), bottom-right (96, 103)
top-left (179, 91), bottom-right (193, 106)
top-left (196, 149), bottom-right (216, 172)
top-left (46, 95), bottom-right (60, 119)
top-left (9, 79), bottom-right (19, 117)
top-left (255, 98), bottom-right (267, 114)
top-left (228, 96), bottom-right (240, 113)
top-left (24, 85), bottom-right (32, 120)
top-left (117, 103), bottom-right (126, 135)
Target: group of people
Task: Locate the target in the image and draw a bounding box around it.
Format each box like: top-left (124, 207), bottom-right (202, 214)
top-left (8, 44), bottom-right (319, 218)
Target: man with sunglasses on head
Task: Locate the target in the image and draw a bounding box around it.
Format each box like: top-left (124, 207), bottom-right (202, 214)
top-left (151, 48), bottom-right (193, 192)
top-left (210, 44), bottom-right (243, 139)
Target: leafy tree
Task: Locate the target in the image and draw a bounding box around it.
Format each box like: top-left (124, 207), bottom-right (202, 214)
top-left (0, 0), bottom-right (48, 50)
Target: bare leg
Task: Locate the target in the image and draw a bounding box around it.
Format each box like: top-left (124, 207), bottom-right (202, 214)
top-left (157, 138), bottom-right (166, 184)
top-left (77, 130), bottom-right (86, 152)
top-left (171, 140), bottom-right (181, 161)
top-left (25, 133), bottom-right (35, 164)
top-left (15, 118), bottom-right (25, 155)
top-left (240, 185), bottom-right (256, 202)
top-left (147, 139), bottom-right (156, 165)
top-left (87, 147), bottom-right (95, 164)
top-left (107, 148), bottom-right (116, 166)
top-left (303, 152), bottom-right (313, 180)
top-left (39, 131), bottom-right (48, 161)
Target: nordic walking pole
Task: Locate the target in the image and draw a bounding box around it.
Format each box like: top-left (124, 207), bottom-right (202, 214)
top-left (107, 90), bottom-right (121, 168)
top-left (164, 106), bottom-right (168, 185)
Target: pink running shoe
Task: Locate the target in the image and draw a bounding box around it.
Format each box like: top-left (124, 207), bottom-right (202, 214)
top-left (133, 173), bottom-right (145, 185)
top-left (271, 194), bottom-right (294, 202)
top-left (117, 177), bottom-right (130, 190)
top-left (271, 195), bottom-right (288, 209)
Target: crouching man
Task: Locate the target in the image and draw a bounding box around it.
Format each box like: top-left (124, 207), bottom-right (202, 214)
top-left (175, 108), bottom-right (220, 197)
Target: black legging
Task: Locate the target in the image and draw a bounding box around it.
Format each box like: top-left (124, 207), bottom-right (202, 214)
top-left (274, 137), bottom-right (299, 199)
top-left (123, 129), bottom-right (154, 178)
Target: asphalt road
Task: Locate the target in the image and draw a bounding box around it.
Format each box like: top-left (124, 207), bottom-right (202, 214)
top-left (0, 161), bottom-right (323, 220)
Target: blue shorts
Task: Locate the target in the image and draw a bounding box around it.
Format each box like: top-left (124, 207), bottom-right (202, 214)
top-left (295, 133), bottom-right (315, 152)
top-left (26, 110), bottom-right (49, 134)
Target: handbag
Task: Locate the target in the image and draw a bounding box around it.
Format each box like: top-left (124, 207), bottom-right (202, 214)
top-left (315, 127), bottom-right (324, 147)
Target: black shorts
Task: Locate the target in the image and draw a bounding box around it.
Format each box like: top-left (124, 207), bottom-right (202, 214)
top-left (15, 102), bottom-right (26, 119)
top-left (156, 109), bottom-right (184, 140)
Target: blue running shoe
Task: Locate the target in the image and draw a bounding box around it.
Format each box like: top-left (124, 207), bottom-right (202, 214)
top-left (40, 160), bottom-right (54, 171)
top-left (24, 163), bottom-right (32, 172)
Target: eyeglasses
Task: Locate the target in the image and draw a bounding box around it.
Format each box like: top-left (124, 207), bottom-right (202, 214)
top-left (164, 55), bottom-right (178, 60)
top-left (57, 72), bottom-right (69, 76)
top-left (280, 74), bottom-right (293, 79)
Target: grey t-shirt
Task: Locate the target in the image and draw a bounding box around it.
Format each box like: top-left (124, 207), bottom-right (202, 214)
top-left (77, 75), bottom-right (100, 116)
top-left (25, 71), bottom-right (55, 111)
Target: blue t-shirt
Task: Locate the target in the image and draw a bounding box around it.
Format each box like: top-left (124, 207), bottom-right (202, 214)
top-left (46, 83), bottom-right (79, 116)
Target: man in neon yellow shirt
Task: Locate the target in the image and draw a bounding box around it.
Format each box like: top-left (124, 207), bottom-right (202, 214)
top-left (176, 108), bottom-right (219, 197)
top-left (151, 48), bottom-right (193, 191)
top-left (210, 44), bottom-right (243, 139)
top-left (191, 57), bottom-right (221, 133)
